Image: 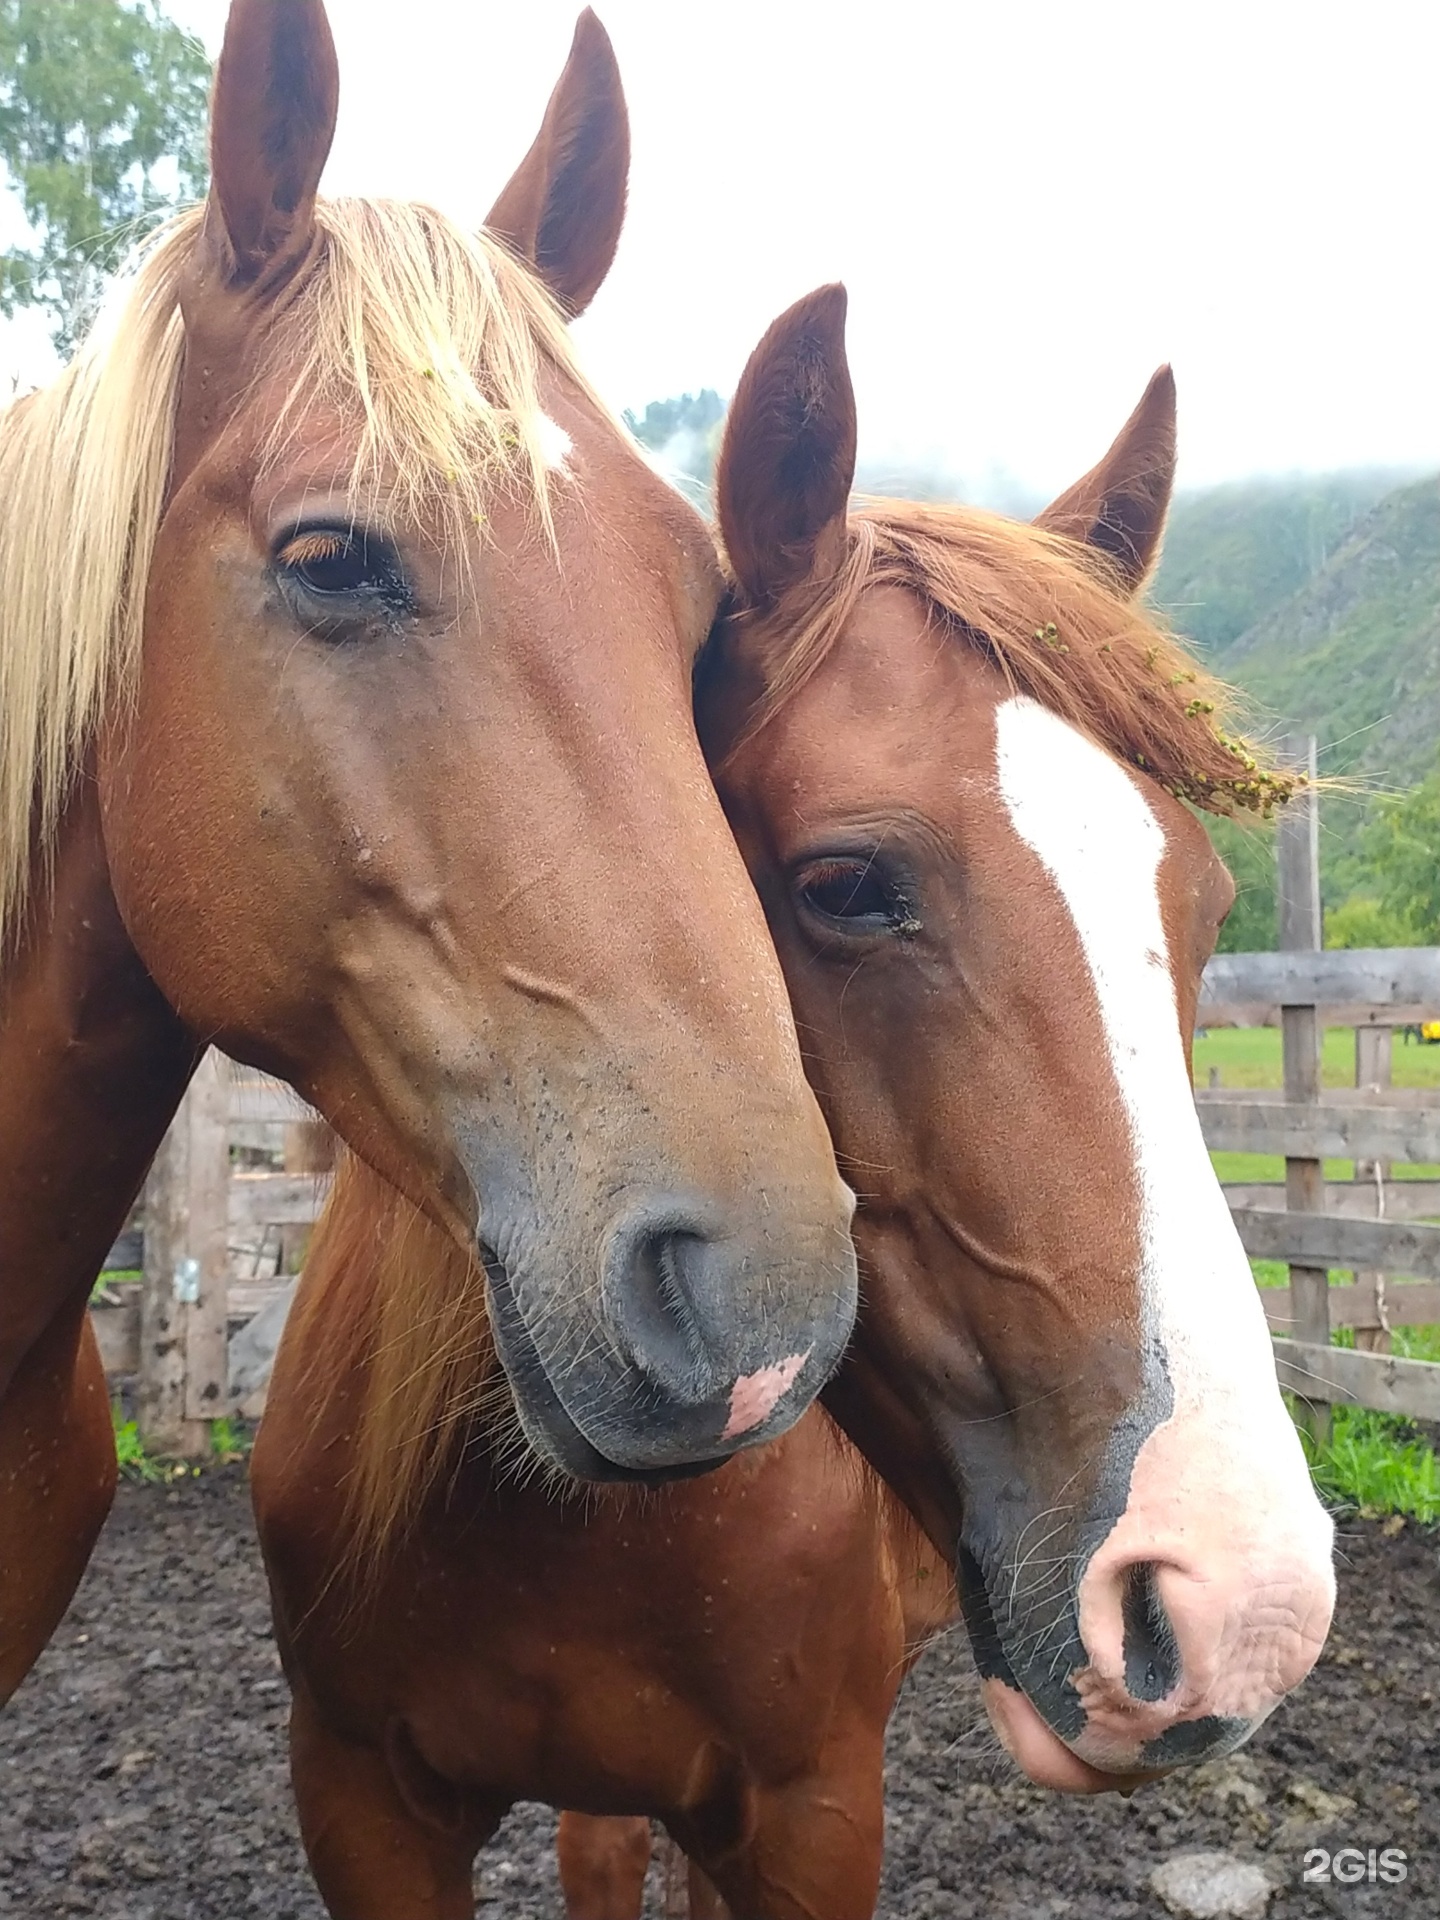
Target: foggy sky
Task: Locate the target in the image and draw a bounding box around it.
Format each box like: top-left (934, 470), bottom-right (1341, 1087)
top-left (9, 0), bottom-right (1437, 498)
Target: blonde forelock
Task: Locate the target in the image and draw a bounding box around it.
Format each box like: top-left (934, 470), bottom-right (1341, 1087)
top-left (0, 196), bottom-right (597, 953)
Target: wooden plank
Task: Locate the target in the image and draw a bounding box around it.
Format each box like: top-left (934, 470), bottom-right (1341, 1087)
top-left (228, 1172), bottom-right (331, 1229)
top-left (184, 1054), bottom-right (232, 1427)
top-left (1222, 1180), bottom-right (1440, 1220)
top-left (1275, 735), bottom-right (1320, 956)
top-left (1197, 1099), bottom-right (1440, 1164)
top-left (226, 1080), bottom-right (314, 1125)
top-left (1200, 1002), bottom-right (1440, 1029)
top-left (1276, 736), bottom-right (1329, 1441)
top-left (1354, 1027), bottom-right (1393, 1351)
top-left (91, 1287), bottom-right (289, 1384)
top-left (228, 1278), bottom-right (300, 1417)
top-left (1261, 1281), bottom-right (1440, 1332)
top-left (1198, 1085), bottom-right (1440, 1110)
top-left (1201, 947), bottom-right (1440, 1014)
top-left (1271, 1338), bottom-right (1440, 1422)
top-left (1232, 1208), bottom-right (1440, 1280)
top-left (90, 1301), bottom-right (140, 1376)
top-left (139, 1051), bottom-right (232, 1453)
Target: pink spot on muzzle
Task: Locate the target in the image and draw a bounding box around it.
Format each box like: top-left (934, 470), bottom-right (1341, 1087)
top-left (720, 1348), bottom-right (811, 1441)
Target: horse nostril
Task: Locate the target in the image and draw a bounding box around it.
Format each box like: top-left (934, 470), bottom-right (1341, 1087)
top-left (605, 1214), bottom-right (723, 1400)
top-left (1121, 1562), bottom-right (1181, 1703)
top-left (637, 1229), bottom-right (712, 1365)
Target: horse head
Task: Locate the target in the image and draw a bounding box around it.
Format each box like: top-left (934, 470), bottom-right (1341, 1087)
top-left (700, 285), bottom-right (1334, 1785)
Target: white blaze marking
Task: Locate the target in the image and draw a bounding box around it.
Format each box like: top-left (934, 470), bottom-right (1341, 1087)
top-left (536, 412), bottom-right (573, 470)
top-left (722, 1348), bottom-right (811, 1441)
top-left (993, 696), bottom-right (1331, 1720)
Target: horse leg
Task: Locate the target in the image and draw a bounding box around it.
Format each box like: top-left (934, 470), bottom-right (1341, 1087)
top-left (0, 1297), bottom-right (115, 1705)
top-left (556, 1811), bottom-right (653, 1919)
top-left (289, 1687), bottom-right (495, 1920)
top-left (0, 785), bottom-right (195, 1698)
top-left (685, 1857), bottom-right (731, 1919)
top-left (687, 1752), bottom-right (886, 1920)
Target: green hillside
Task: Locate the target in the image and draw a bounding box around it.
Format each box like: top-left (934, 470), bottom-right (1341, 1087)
top-left (1164, 471), bottom-right (1440, 937)
top-left (1222, 473), bottom-right (1440, 789)
top-left (1153, 470), bottom-right (1409, 656)
top-left (624, 392), bottom-right (1437, 938)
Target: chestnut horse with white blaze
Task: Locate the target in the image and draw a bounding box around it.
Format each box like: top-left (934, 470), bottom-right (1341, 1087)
top-left (0, 0), bottom-right (857, 1705)
top-left (701, 286), bottom-right (1335, 1787)
top-left (254, 298), bottom-right (1332, 1920)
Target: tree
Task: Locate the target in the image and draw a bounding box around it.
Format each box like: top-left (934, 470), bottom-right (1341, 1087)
top-left (0, 0), bottom-right (210, 354)
top-left (624, 389), bottom-right (725, 507)
top-left (1323, 895), bottom-right (1419, 950)
top-left (1203, 812), bottom-right (1279, 954)
top-left (1361, 762), bottom-right (1440, 942)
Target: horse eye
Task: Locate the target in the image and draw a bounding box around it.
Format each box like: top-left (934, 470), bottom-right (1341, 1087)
top-left (793, 857), bottom-right (920, 936)
top-left (274, 525), bottom-right (412, 614)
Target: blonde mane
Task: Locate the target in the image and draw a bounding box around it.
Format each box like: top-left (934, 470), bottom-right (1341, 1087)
top-left (0, 196), bottom-right (596, 953)
top-left (726, 499), bottom-right (1294, 816)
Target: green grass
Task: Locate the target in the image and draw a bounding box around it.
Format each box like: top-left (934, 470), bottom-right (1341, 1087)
top-left (1195, 1023), bottom-right (1440, 1091)
top-left (111, 1403), bottom-right (245, 1478)
top-left (209, 1416), bottom-right (251, 1461)
top-left (113, 1410), bottom-right (165, 1483)
top-left (1201, 1026), bottom-right (1440, 1186)
top-left (1301, 1406), bottom-right (1440, 1523)
top-left (1249, 1259), bottom-right (1440, 1520)
top-left (90, 1268), bottom-right (141, 1301)
top-left (1209, 1152), bottom-right (1421, 1183)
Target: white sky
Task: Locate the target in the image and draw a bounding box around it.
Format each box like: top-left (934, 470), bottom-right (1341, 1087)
top-left (9, 0), bottom-right (1438, 497)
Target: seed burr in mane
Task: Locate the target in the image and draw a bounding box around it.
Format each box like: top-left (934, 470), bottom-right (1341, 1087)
top-left (727, 498), bottom-right (1294, 820)
top-left (0, 196), bottom-right (594, 955)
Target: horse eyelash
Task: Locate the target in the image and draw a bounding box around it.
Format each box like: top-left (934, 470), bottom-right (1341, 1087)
top-left (277, 530), bottom-right (349, 569)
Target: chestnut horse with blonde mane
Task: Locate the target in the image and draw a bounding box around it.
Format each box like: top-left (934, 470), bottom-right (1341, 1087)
top-left (253, 292), bottom-right (1334, 1918)
top-left (0, 0), bottom-right (858, 1707)
top-left (256, 1163), bottom-right (953, 1920)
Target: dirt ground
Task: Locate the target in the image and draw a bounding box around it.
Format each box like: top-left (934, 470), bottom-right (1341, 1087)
top-left (0, 1469), bottom-right (1435, 1919)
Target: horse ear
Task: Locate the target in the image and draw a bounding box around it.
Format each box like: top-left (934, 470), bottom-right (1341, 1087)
top-left (717, 284), bottom-right (856, 611)
top-left (1034, 365), bottom-right (1177, 595)
top-left (205, 0), bottom-right (339, 288)
top-left (484, 11), bottom-right (629, 318)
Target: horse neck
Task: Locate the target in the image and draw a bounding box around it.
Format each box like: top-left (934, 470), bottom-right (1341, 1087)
top-left (820, 1344), bottom-right (963, 1565)
top-left (0, 776), bottom-right (195, 1387)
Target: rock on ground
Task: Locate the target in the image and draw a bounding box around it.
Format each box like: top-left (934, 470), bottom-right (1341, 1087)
top-left (1151, 1850), bottom-right (1273, 1919)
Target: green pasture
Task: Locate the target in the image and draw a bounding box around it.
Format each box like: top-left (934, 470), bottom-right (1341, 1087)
top-left (1200, 1023), bottom-right (1440, 1181)
top-left (1194, 1021), bottom-right (1440, 1091)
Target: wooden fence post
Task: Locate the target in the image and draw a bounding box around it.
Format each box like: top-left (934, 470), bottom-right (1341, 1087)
top-left (138, 1049), bottom-right (231, 1456)
top-left (1276, 734), bottom-right (1330, 1442)
top-left (1354, 1025), bottom-right (1394, 1353)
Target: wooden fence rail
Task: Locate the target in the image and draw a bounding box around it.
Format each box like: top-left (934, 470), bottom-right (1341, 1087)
top-left (1229, 1206), bottom-right (1440, 1279)
top-left (1198, 1096), bottom-right (1440, 1164)
top-left (1200, 945), bottom-right (1440, 1027)
top-left (1223, 1180), bottom-right (1440, 1220)
top-left (1271, 1341), bottom-right (1440, 1423)
top-left (1260, 1280), bottom-right (1440, 1333)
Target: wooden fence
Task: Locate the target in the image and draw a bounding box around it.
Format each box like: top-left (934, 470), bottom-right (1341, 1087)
top-left (94, 745), bottom-right (1440, 1451)
top-left (1199, 735), bottom-right (1440, 1430)
top-left (93, 1057), bottom-right (331, 1455)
